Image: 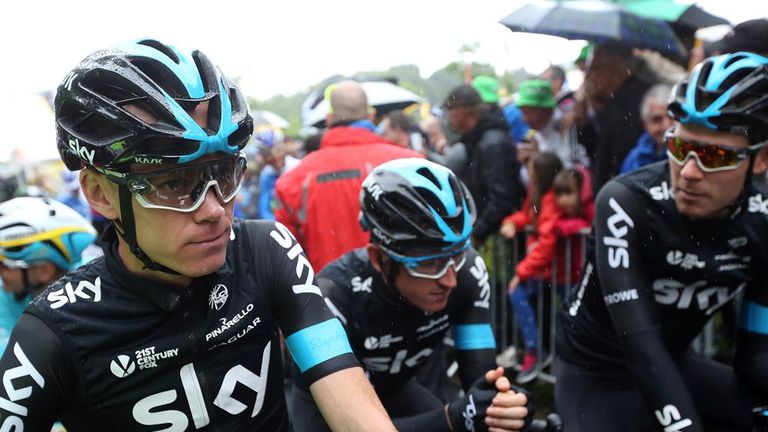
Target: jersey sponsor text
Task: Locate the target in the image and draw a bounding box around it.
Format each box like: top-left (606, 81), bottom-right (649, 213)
top-left (47, 277), bottom-right (101, 309)
top-left (603, 198), bottom-right (634, 269)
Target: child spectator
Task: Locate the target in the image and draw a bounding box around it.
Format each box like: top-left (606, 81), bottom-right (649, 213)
top-left (499, 152), bottom-right (563, 383)
top-left (553, 168), bottom-right (595, 285)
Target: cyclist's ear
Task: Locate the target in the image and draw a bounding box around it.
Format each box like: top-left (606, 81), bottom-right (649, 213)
top-left (366, 244), bottom-right (385, 274)
top-left (752, 145), bottom-right (768, 175)
top-left (80, 168), bottom-right (120, 221)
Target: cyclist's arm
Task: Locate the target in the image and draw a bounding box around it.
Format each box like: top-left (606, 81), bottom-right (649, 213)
top-left (453, 249), bottom-right (497, 390)
top-left (735, 282), bottom-right (768, 396)
top-left (594, 181), bottom-right (704, 431)
top-left (256, 221), bottom-right (395, 431)
top-left (309, 367), bottom-right (394, 431)
top-left (0, 313), bottom-right (72, 431)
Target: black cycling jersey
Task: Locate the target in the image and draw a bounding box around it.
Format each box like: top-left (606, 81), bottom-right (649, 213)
top-left (316, 247), bottom-right (496, 395)
top-left (0, 220), bottom-right (358, 432)
top-left (290, 247), bottom-right (496, 431)
top-left (557, 162), bottom-right (768, 431)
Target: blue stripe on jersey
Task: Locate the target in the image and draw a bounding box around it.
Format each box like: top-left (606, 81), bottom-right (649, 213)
top-left (285, 318), bottom-right (353, 372)
top-left (453, 323), bottom-right (496, 350)
top-left (741, 301), bottom-right (768, 335)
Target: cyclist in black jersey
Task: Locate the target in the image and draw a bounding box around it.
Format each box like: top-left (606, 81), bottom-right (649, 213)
top-left (289, 158), bottom-right (534, 432)
top-left (555, 52), bottom-right (768, 431)
top-left (0, 39), bottom-right (395, 432)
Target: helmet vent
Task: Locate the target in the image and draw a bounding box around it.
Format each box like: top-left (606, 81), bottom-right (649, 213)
top-left (137, 40), bottom-right (180, 64)
top-left (416, 167), bottom-right (440, 189)
top-left (415, 186), bottom-right (447, 216)
top-left (59, 100), bottom-right (131, 145)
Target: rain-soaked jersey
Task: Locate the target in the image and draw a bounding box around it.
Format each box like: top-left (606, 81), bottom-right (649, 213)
top-left (310, 247), bottom-right (497, 396)
top-left (557, 161), bottom-right (768, 428)
top-left (558, 162), bottom-right (768, 370)
top-left (0, 220), bottom-right (358, 431)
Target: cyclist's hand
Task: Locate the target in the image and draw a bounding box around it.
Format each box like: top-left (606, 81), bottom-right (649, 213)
top-left (500, 222), bottom-right (516, 239)
top-left (446, 374), bottom-right (498, 432)
top-left (483, 367), bottom-right (530, 431)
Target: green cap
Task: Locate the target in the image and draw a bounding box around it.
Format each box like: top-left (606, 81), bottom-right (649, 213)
top-left (576, 43), bottom-right (592, 63)
top-left (516, 79), bottom-right (556, 108)
top-left (471, 76), bottom-right (500, 104)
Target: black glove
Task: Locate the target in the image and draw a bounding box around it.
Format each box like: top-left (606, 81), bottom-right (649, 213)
top-left (446, 375), bottom-right (497, 432)
top-left (510, 384), bottom-right (536, 431)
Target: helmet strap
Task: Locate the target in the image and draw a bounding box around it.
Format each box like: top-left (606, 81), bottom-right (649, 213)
top-left (116, 186), bottom-right (179, 275)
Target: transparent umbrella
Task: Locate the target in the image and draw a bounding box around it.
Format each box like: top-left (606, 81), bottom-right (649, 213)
top-left (301, 80), bottom-right (424, 128)
top-left (500, 0), bottom-right (687, 59)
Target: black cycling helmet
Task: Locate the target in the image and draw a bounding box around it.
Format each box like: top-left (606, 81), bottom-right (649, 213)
top-left (54, 39), bottom-right (253, 273)
top-left (55, 38), bottom-right (253, 171)
top-left (668, 51), bottom-right (768, 144)
top-left (359, 158), bottom-right (476, 256)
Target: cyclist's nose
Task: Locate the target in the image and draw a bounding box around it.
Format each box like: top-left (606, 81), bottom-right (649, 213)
top-left (194, 183), bottom-right (226, 221)
top-left (680, 153), bottom-right (704, 180)
top-left (437, 265), bottom-right (458, 288)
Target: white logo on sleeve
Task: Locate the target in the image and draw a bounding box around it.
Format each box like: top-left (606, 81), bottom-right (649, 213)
top-left (654, 404), bottom-right (692, 431)
top-left (110, 355), bottom-right (136, 378)
top-left (603, 198), bottom-right (634, 269)
top-left (269, 222), bottom-right (321, 296)
top-left (208, 284), bottom-right (229, 310)
top-left (0, 343), bottom-right (46, 429)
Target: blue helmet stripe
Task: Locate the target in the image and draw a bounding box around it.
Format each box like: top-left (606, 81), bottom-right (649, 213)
top-left (385, 160), bottom-right (459, 215)
top-left (160, 77), bottom-right (238, 164)
top-left (118, 41), bottom-right (206, 98)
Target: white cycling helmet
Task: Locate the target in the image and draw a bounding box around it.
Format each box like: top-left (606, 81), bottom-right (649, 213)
top-left (0, 197), bottom-right (97, 271)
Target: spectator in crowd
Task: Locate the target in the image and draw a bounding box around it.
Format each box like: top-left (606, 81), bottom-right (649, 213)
top-left (378, 109), bottom-right (419, 150)
top-left (553, 168), bottom-right (595, 238)
top-left (253, 129), bottom-right (300, 220)
top-left (575, 41), bottom-right (651, 194)
top-left (620, 84), bottom-right (674, 174)
top-left (420, 115), bottom-right (448, 154)
top-left (503, 102), bottom-right (531, 144)
top-left (517, 79), bottom-right (590, 170)
top-left (443, 84), bottom-right (524, 246)
top-left (275, 80), bottom-right (422, 271)
top-left (542, 65), bottom-right (575, 113)
top-left (709, 18), bottom-right (768, 56)
top-left (499, 152), bottom-right (564, 383)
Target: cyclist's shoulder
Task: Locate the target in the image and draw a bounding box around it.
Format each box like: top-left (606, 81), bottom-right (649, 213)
top-left (319, 248), bottom-right (373, 289)
top-left (597, 162), bottom-right (672, 212)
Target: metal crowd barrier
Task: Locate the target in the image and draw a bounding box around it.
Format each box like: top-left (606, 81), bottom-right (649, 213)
top-left (485, 226), bottom-right (720, 384)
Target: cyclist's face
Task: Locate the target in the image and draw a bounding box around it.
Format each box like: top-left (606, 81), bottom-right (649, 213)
top-left (0, 266), bottom-right (23, 294)
top-left (132, 155), bottom-right (235, 275)
top-left (669, 123), bottom-right (753, 219)
top-left (393, 258), bottom-right (458, 313)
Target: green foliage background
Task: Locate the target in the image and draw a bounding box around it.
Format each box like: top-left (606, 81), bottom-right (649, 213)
top-left (247, 62), bottom-right (530, 136)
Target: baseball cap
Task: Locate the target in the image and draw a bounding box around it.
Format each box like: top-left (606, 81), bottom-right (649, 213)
top-left (516, 79), bottom-right (556, 109)
top-left (471, 76), bottom-right (500, 104)
top-left (709, 19), bottom-right (768, 56)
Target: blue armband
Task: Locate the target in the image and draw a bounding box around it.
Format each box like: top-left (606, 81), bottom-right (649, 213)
top-left (741, 301), bottom-right (768, 335)
top-left (285, 318), bottom-right (353, 372)
top-left (453, 323), bottom-right (496, 350)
